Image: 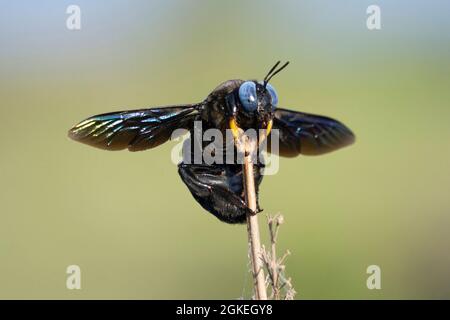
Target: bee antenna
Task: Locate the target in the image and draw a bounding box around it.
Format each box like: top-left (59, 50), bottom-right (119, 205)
top-left (263, 61), bottom-right (290, 88)
top-left (263, 61), bottom-right (281, 83)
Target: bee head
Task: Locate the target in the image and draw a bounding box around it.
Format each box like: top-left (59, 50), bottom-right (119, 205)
top-left (230, 61), bottom-right (289, 133)
top-left (236, 80), bottom-right (277, 129)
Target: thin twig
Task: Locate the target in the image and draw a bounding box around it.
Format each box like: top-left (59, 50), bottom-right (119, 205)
top-left (242, 134), bottom-right (268, 300)
top-left (269, 216), bottom-right (280, 299)
top-left (261, 214), bottom-right (297, 300)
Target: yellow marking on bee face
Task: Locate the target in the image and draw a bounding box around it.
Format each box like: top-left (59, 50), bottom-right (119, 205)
top-left (266, 119), bottom-right (273, 137)
top-left (229, 118), bottom-right (240, 140)
top-left (258, 119), bottom-right (273, 146)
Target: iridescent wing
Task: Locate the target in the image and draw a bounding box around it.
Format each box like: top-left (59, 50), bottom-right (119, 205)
top-left (68, 105), bottom-right (199, 151)
top-left (269, 108), bottom-right (355, 157)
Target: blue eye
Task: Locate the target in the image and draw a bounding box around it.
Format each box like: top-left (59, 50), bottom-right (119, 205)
top-left (238, 81), bottom-right (257, 112)
top-left (265, 83), bottom-right (278, 107)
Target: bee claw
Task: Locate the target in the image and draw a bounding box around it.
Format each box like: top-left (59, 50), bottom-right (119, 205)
top-left (247, 207), bottom-right (263, 216)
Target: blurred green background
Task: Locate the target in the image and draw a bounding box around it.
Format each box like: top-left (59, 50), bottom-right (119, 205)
top-left (1, 0), bottom-right (449, 299)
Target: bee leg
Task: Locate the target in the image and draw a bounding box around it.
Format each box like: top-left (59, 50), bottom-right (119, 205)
top-left (178, 163), bottom-right (263, 224)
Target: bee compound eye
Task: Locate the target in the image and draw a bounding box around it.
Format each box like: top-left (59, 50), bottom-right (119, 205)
top-left (265, 83), bottom-right (278, 108)
top-left (238, 81), bottom-right (258, 112)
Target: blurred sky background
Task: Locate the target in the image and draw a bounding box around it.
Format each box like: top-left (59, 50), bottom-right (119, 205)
top-left (1, 0), bottom-right (449, 299)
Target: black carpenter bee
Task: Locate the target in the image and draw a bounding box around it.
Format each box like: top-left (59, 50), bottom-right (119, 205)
top-left (69, 62), bottom-right (355, 224)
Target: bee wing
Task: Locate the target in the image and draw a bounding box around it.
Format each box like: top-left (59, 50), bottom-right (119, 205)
top-left (68, 105), bottom-right (199, 151)
top-left (269, 108), bottom-right (355, 157)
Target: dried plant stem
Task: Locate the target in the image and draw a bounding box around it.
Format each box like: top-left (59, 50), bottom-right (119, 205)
top-left (243, 136), bottom-right (268, 300)
top-left (261, 214), bottom-right (296, 300)
top-left (268, 217), bottom-right (281, 300)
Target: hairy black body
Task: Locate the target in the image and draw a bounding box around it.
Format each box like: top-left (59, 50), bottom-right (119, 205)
top-left (68, 63), bottom-right (355, 224)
